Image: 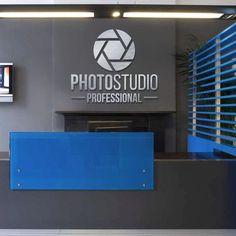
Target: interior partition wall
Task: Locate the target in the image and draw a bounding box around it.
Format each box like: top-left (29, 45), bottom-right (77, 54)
top-left (188, 22), bottom-right (236, 156)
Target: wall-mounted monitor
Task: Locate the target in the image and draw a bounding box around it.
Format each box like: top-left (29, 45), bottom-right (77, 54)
top-left (0, 63), bottom-right (13, 102)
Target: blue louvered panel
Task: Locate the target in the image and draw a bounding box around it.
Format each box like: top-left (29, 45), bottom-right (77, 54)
top-left (188, 22), bottom-right (236, 156)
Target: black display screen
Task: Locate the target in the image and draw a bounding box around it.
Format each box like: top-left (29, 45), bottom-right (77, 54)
top-left (0, 64), bottom-right (12, 95)
top-left (0, 64), bottom-right (13, 102)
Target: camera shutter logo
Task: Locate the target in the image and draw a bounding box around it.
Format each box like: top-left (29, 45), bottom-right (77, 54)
top-left (93, 29), bottom-right (135, 72)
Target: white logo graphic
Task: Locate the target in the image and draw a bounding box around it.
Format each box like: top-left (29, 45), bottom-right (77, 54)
top-left (93, 29), bottom-right (135, 72)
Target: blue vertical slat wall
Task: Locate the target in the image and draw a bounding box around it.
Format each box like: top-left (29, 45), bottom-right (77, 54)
top-left (188, 23), bottom-right (236, 156)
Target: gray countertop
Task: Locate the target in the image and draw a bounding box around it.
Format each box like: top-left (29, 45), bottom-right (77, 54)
top-left (0, 152), bottom-right (9, 160)
top-left (2, 151), bottom-right (235, 161)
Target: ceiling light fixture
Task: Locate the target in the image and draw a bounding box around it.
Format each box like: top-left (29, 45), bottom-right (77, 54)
top-left (0, 12), bottom-right (94, 18)
top-left (123, 12), bottom-right (223, 19)
top-left (112, 11), bottom-right (121, 18)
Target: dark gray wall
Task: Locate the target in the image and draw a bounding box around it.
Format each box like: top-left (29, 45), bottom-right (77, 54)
top-left (53, 19), bottom-right (176, 112)
top-left (175, 19), bottom-right (233, 152)
top-left (0, 18), bottom-right (233, 151)
top-left (0, 20), bottom-right (53, 152)
top-left (0, 19), bottom-right (176, 152)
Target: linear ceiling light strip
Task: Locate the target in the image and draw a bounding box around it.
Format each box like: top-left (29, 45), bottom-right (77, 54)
top-left (123, 12), bottom-right (223, 19)
top-left (0, 12), bottom-right (94, 18)
top-left (0, 11), bottom-right (225, 19)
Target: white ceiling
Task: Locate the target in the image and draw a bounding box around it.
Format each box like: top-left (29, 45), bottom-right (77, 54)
top-left (0, 0), bottom-right (235, 6)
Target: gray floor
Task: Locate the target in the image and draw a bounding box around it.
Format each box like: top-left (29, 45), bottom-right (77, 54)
top-left (0, 230), bottom-right (236, 236)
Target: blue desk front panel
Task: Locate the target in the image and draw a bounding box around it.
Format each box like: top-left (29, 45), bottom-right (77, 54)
top-left (188, 135), bottom-right (236, 157)
top-left (10, 132), bottom-right (153, 190)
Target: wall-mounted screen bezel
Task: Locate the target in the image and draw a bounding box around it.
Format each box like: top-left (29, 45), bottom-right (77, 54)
top-left (0, 63), bottom-right (13, 103)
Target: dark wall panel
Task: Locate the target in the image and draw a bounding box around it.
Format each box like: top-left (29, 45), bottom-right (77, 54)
top-left (52, 19), bottom-right (176, 112)
top-left (0, 18), bottom-right (233, 154)
top-left (0, 20), bottom-right (53, 151)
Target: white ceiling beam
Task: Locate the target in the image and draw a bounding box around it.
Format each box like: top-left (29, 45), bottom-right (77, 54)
top-left (0, 0), bottom-right (234, 6)
top-left (176, 0), bottom-right (236, 5)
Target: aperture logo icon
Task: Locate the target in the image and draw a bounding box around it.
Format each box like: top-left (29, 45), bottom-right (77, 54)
top-left (93, 29), bottom-right (135, 72)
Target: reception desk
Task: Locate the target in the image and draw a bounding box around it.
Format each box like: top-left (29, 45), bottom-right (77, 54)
top-left (1, 152), bottom-right (236, 229)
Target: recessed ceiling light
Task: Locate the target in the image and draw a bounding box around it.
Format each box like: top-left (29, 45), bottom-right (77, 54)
top-left (112, 11), bottom-right (121, 18)
top-left (0, 12), bottom-right (94, 18)
top-left (123, 12), bottom-right (223, 19)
